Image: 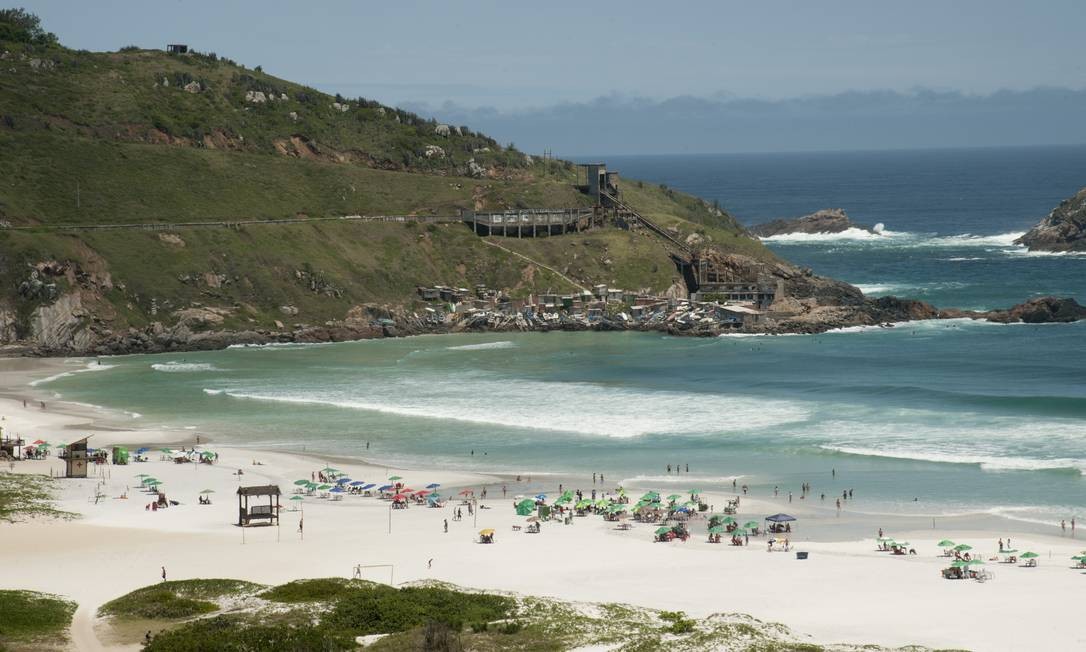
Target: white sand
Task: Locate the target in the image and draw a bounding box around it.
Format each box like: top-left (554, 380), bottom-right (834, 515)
top-left (3, 363), bottom-right (1085, 651)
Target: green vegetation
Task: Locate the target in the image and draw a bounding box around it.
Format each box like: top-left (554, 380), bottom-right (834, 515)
top-left (99, 579), bottom-right (263, 620)
top-left (98, 577), bottom-right (921, 651)
top-left (0, 11), bottom-right (774, 350)
top-left (0, 473), bottom-right (75, 522)
top-left (0, 589), bottom-right (76, 650)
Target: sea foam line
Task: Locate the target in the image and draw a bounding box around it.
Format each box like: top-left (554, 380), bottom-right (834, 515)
top-left (821, 444), bottom-right (1086, 474)
top-left (29, 362), bottom-right (116, 386)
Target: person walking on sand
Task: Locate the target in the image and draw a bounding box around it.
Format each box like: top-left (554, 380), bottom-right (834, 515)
top-left (444, 519), bottom-right (448, 533)
top-left (998, 538), bottom-right (1004, 552)
top-left (592, 473), bottom-right (596, 484)
top-left (1062, 519), bottom-right (1066, 534)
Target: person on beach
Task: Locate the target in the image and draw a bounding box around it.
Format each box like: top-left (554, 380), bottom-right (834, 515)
top-left (685, 464), bottom-right (689, 473)
top-left (502, 485), bottom-right (506, 497)
top-left (592, 473), bottom-right (596, 484)
top-left (1062, 520), bottom-right (1066, 534)
top-left (667, 464), bottom-right (671, 473)
top-left (878, 527), bottom-right (883, 538)
top-left (999, 538), bottom-right (1004, 552)
top-left (773, 486), bottom-right (779, 497)
top-left (788, 492), bottom-right (792, 503)
top-left (444, 519), bottom-right (448, 533)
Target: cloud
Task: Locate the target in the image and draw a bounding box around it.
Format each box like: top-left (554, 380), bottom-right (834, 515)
top-left (403, 87), bottom-right (1086, 155)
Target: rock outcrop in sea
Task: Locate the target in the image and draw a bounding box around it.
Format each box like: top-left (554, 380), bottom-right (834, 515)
top-left (750, 208), bottom-right (879, 237)
top-left (1014, 186), bottom-right (1086, 252)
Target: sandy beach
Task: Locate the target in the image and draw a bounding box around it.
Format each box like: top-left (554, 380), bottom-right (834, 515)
top-left (2, 357), bottom-right (1085, 652)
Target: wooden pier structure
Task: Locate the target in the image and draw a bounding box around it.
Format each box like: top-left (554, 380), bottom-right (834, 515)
top-left (466, 208), bottom-right (597, 237)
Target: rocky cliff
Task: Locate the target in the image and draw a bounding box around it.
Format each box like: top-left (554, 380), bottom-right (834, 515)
top-left (1014, 187), bottom-right (1086, 252)
top-left (750, 209), bottom-right (878, 237)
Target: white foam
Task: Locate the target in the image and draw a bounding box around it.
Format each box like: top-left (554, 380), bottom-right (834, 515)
top-left (210, 378), bottom-right (811, 439)
top-left (446, 341), bottom-right (517, 351)
top-left (618, 474), bottom-right (745, 487)
top-left (760, 227), bottom-right (896, 243)
top-left (821, 444), bottom-right (1086, 474)
top-left (151, 362), bottom-right (221, 373)
top-left (927, 231), bottom-right (1026, 247)
top-left (29, 362), bottom-right (116, 386)
top-left (226, 342), bottom-right (333, 350)
top-left (202, 388), bottom-right (226, 395)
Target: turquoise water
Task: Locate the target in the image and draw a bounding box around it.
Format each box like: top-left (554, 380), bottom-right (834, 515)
top-left (39, 146), bottom-right (1086, 528)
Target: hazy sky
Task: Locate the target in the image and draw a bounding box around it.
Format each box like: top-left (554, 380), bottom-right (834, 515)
top-left (18, 1), bottom-right (1086, 153)
top-left (22, 0), bottom-right (1086, 108)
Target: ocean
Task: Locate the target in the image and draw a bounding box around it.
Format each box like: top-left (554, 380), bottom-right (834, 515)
top-left (37, 146), bottom-right (1086, 529)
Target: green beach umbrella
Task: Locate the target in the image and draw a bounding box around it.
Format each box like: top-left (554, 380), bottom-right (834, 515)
top-left (951, 560), bottom-right (969, 568)
top-left (688, 488), bottom-right (701, 495)
top-left (667, 494), bottom-right (683, 501)
top-left (708, 526), bottom-right (725, 534)
top-left (655, 526), bottom-right (672, 535)
top-left (575, 500), bottom-right (592, 509)
top-left (1020, 552), bottom-right (1039, 559)
top-left (743, 521), bottom-right (759, 529)
top-left (317, 484), bottom-right (332, 491)
top-left (722, 516), bottom-right (736, 525)
top-left (1000, 549), bottom-right (1019, 555)
top-left (322, 466), bottom-right (339, 473)
top-left (199, 489), bottom-right (214, 494)
top-left (160, 448), bottom-right (172, 454)
top-left (135, 473), bottom-right (149, 479)
top-left (388, 475), bottom-right (402, 481)
top-left (953, 544), bottom-right (973, 552)
top-left (289, 495), bottom-right (304, 501)
top-left (731, 528), bottom-right (748, 536)
top-left (293, 479), bottom-right (309, 486)
top-left (937, 539), bottom-right (956, 547)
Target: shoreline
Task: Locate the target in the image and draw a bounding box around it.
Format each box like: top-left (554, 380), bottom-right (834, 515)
top-left (4, 356), bottom-right (1086, 650)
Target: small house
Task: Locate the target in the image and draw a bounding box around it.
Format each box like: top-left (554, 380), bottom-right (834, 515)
top-left (166, 44), bottom-right (189, 54)
top-left (64, 436), bottom-right (89, 478)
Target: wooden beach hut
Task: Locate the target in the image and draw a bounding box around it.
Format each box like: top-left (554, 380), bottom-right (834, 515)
top-left (63, 436), bottom-right (89, 478)
top-left (236, 485), bottom-right (281, 527)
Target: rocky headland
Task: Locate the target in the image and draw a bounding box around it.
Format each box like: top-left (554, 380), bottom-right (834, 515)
top-left (750, 208), bottom-right (880, 237)
top-left (1014, 186), bottom-right (1086, 252)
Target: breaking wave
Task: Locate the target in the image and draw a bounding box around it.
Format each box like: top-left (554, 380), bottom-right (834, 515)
top-left (820, 445), bottom-right (1086, 474)
top-left (618, 474), bottom-right (745, 488)
top-left (151, 362), bottom-right (221, 373)
top-left (205, 378), bottom-right (811, 438)
top-left (761, 227), bottom-right (1033, 252)
top-left (29, 362), bottom-right (116, 386)
top-left (446, 341), bottom-right (517, 351)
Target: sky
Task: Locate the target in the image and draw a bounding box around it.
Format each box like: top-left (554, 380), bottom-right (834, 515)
top-left (18, 0), bottom-right (1086, 154)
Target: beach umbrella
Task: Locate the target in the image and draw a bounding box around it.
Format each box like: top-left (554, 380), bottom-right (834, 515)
top-left (160, 448), bottom-right (172, 454)
top-left (937, 539), bottom-right (955, 548)
top-left (953, 544), bottom-right (973, 552)
top-left (336, 477), bottom-right (351, 484)
top-left (415, 490), bottom-right (431, 496)
top-left (388, 475), bottom-right (402, 481)
top-left (666, 494), bottom-right (683, 501)
top-left (426, 483), bottom-right (440, 489)
top-left (361, 483), bottom-right (376, 490)
top-left (289, 495), bottom-right (304, 501)
top-left (575, 499), bottom-right (592, 509)
top-left (535, 493), bottom-right (547, 501)
top-left (199, 489), bottom-right (214, 494)
top-left (293, 479), bottom-right (310, 486)
top-left (330, 487), bottom-right (344, 494)
top-left (322, 467), bottom-right (340, 473)
top-left (135, 473), bottom-right (149, 479)
top-left (688, 488), bottom-right (701, 495)
top-left (967, 559), bottom-right (985, 566)
top-left (743, 521), bottom-right (759, 530)
top-left (378, 485), bottom-right (393, 492)
top-left (32, 439), bottom-right (45, 445)
top-left (305, 482), bottom-right (318, 490)
top-left (708, 526), bottom-right (725, 534)
top-left (1020, 552), bottom-right (1039, 559)
top-left (479, 529), bottom-right (495, 536)
top-left (721, 517), bottom-right (736, 525)
top-left (731, 528), bottom-right (748, 536)
top-left (317, 484), bottom-right (332, 491)
top-left (951, 560), bottom-right (970, 568)
top-left (349, 481), bottom-right (365, 487)
top-left (459, 489), bottom-right (474, 496)
top-left (392, 493), bottom-right (409, 500)
top-left (136, 447), bottom-right (149, 454)
top-left (1000, 549), bottom-right (1019, 555)
top-left (655, 526), bottom-right (672, 536)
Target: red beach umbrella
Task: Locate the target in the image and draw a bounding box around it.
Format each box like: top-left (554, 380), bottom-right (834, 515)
top-left (459, 489), bottom-right (474, 496)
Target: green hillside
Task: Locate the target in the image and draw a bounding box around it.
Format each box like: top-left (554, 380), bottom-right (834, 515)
top-left (0, 9), bottom-right (773, 351)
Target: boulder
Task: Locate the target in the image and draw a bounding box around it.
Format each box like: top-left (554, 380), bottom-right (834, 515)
top-left (751, 208), bottom-right (878, 237)
top-left (182, 80), bottom-right (201, 93)
top-left (467, 159), bottom-right (486, 178)
top-left (244, 90), bottom-right (267, 103)
top-left (434, 124), bottom-right (451, 137)
top-left (1014, 187), bottom-right (1086, 252)
top-left (986, 297), bottom-right (1086, 323)
top-left (424, 144), bottom-right (445, 159)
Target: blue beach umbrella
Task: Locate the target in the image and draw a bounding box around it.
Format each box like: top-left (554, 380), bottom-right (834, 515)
top-left (378, 485), bottom-right (393, 492)
top-left (136, 447), bottom-right (149, 454)
top-left (349, 481), bottom-right (365, 487)
top-left (535, 493), bottom-right (547, 501)
top-left (336, 477), bottom-right (351, 484)
top-left (361, 483), bottom-right (376, 490)
top-left (426, 483), bottom-right (440, 489)
top-left (330, 486), bottom-right (344, 493)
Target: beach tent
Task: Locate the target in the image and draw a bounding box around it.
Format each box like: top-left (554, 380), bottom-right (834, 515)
top-left (515, 499), bottom-right (535, 516)
top-left (765, 513), bottom-right (796, 523)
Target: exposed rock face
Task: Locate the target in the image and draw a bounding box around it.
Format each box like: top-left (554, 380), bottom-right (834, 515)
top-left (751, 209), bottom-right (877, 237)
top-left (983, 296), bottom-right (1086, 323)
top-left (1014, 187), bottom-right (1086, 251)
top-left (31, 293), bottom-right (92, 351)
top-left (244, 90), bottom-right (267, 104)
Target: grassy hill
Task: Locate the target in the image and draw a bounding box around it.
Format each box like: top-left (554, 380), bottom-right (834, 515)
top-left (0, 10), bottom-right (773, 351)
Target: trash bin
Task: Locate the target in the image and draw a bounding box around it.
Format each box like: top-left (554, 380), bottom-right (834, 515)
top-left (796, 551), bottom-right (809, 560)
